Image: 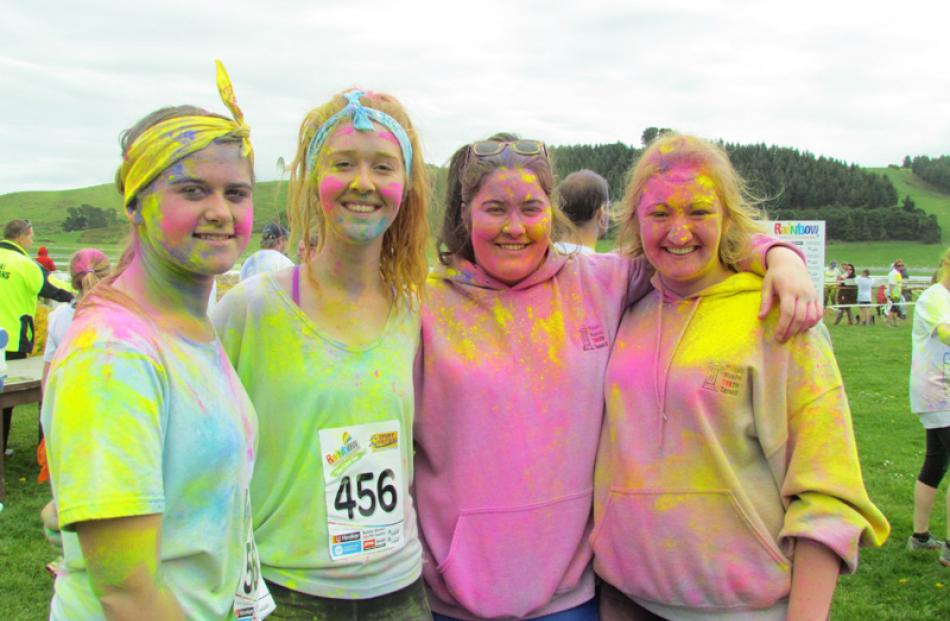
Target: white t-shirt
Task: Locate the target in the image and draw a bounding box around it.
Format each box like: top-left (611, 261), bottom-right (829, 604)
top-left (239, 249), bottom-right (294, 281)
top-left (855, 276), bottom-right (873, 303)
top-left (43, 303), bottom-right (76, 363)
top-left (910, 283), bottom-right (950, 428)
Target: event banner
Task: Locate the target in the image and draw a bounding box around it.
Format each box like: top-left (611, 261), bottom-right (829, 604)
top-left (768, 221), bottom-right (826, 303)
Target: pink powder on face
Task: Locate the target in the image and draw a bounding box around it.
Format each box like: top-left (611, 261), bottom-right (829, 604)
top-left (379, 182), bottom-right (404, 209)
top-left (318, 175), bottom-right (347, 210)
top-left (156, 202), bottom-right (194, 240)
top-left (375, 128), bottom-right (400, 147)
top-left (234, 210), bottom-right (253, 246)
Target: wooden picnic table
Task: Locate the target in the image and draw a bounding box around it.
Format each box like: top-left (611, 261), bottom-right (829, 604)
top-left (0, 355), bottom-right (44, 502)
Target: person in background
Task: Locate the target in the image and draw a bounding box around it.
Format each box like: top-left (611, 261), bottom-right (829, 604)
top-left (855, 268), bottom-right (875, 325)
top-left (239, 222), bottom-right (293, 281)
top-left (36, 246), bottom-right (57, 272)
top-left (887, 259), bottom-right (906, 325)
top-left (834, 262), bottom-right (857, 325)
top-left (553, 169), bottom-right (609, 255)
top-left (295, 229), bottom-right (319, 264)
top-left (0, 219), bottom-right (73, 456)
top-left (907, 248), bottom-right (950, 568)
top-left (41, 249), bottom-right (112, 392)
top-left (594, 133), bottom-right (889, 621)
top-left (824, 260), bottom-right (843, 307)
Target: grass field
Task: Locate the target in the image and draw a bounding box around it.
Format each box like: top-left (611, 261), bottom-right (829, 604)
top-left (1, 316), bottom-right (948, 620)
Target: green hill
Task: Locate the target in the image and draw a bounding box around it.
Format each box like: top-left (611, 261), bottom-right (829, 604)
top-left (2, 164), bottom-right (947, 273)
top-left (871, 167), bottom-right (950, 242)
top-left (0, 181), bottom-right (289, 235)
top-left (823, 168), bottom-right (949, 272)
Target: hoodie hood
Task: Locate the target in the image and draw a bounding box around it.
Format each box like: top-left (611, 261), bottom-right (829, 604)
top-left (431, 248), bottom-right (570, 291)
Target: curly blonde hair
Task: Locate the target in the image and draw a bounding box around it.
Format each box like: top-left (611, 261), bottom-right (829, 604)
top-left (617, 133), bottom-right (765, 271)
top-left (287, 91), bottom-right (429, 306)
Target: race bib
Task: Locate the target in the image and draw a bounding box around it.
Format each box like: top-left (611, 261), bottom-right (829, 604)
top-left (319, 420), bottom-right (405, 563)
top-left (233, 492), bottom-right (276, 620)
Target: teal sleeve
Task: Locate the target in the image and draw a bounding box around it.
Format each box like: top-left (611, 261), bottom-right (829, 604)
top-left (45, 338), bottom-right (167, 530)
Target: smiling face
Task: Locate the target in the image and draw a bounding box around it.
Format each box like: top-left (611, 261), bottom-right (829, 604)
top-left (467, 167), bottom-right (552, 285)
top-left (136, 142), bottom-right (253, 276)
top-left (314, 121), bottom-right (406, 248)
top-left (637, 164), bottom-right (731, 296)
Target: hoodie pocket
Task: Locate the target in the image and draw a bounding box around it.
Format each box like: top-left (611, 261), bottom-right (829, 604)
top-left (591, 489), bottom-right (790, 609)
top-left (436, 490), bottom-right (593, 619)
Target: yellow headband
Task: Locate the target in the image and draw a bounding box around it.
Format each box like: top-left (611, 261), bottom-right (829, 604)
top-left (118, 60), bottom-right (253, 207)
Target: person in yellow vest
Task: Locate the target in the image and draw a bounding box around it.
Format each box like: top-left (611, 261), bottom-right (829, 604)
top-left (0, 219), bottom-right (73, 456)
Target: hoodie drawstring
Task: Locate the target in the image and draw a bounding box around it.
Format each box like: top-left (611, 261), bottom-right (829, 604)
top-left (653, 288), bottom-right (702, 456)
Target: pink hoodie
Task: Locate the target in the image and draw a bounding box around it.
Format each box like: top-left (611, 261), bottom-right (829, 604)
top-left (414, 252), bottom-right (648, 619)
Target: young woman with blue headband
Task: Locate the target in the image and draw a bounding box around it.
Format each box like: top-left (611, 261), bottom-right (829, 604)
top-left (42, 62), bottom-right (273, 620)
top-left (213, 89), bottom-right (432, 619)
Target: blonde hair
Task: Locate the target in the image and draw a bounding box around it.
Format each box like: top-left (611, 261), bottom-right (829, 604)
top-left (69, 248), bottom-right (111, 298)
top-left (617, 133), bottom-right (765, 271)
top-left (287, 91), bottom-right (429, 306)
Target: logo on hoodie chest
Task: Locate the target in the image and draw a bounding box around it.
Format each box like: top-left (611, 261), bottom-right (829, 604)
top-left (579, 323), bottom-right (609, 351)
top-left (701, 362), bottom-right (744, 396)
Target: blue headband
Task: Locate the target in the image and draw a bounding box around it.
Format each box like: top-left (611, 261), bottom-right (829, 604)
top-left (305, 90), bottom-right (413, 180)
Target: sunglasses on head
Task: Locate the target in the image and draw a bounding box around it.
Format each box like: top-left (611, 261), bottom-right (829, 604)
top-left (470, 140), bottom-right (547, 158)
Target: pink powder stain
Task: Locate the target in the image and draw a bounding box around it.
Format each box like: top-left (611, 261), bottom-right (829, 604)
top-left (379, 182), bottom-right (404, 209)
top-left (158, 209), bottom-right (192, 240)
top-left (334, 123), bottom-right (357, 136)
top-left (234, 210), bottom-right (253, 246)
top-left (375, 128), bottom-right (400, 147)
top-left (318, 175), bottom-right (347, 210)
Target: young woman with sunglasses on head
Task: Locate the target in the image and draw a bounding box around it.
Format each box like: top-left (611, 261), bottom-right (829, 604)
top-left (593, 134), bottom-right (888, 621)
top-left (42, 62), bottom-right (273, 620)
top-left (413, 134), bottom-right (820, 621)
top-left (213, 90), bottom-right (432, 620)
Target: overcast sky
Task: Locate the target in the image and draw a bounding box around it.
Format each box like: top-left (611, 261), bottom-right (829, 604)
top-left (1, 0), bottom-right (947, 193)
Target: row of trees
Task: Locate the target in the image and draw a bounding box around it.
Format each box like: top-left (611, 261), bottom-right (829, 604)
top-left (546, 136), bottom-right (939, 243)
top-left (771, 203), bottom-right (940, 244)
top-left (61, 204), bottom-right (120, 232)
top-left (725, 144), bottom-right (898, 210)
top-left (910, 155), bottom-right (950, 193)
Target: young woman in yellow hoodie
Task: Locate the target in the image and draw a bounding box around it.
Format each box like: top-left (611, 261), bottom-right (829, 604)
top-left (592, 134), bottom-right (890, 621)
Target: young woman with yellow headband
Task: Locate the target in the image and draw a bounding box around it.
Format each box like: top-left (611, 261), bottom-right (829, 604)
top-left (42, 62), bottom-right (273, 621)
top-left (213, 90), bottom-right (431, 619)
